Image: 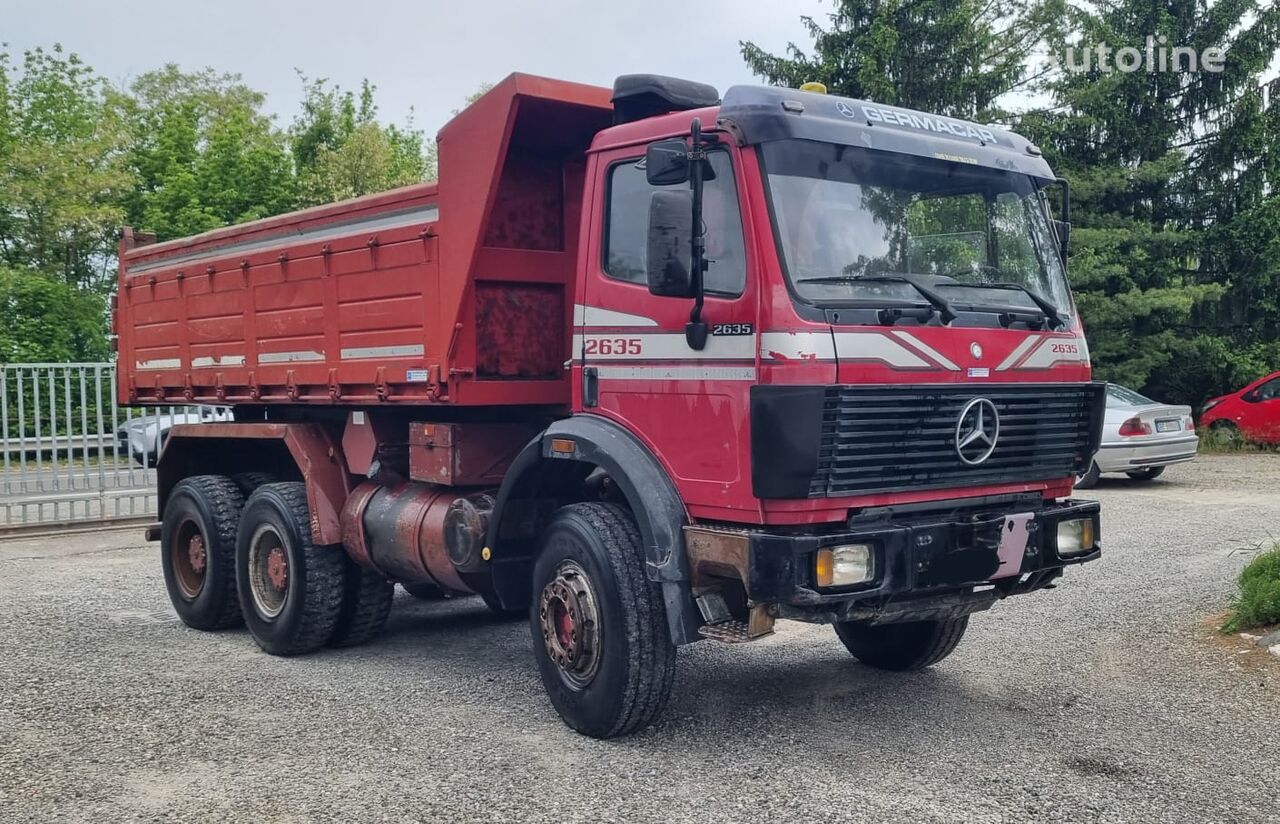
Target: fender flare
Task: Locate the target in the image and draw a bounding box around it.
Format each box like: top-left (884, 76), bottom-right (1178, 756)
top-left (487, 415), bottom-right (701, 645)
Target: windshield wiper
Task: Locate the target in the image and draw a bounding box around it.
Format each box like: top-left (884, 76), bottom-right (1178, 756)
top-left (936, 281), bottom-right (1065, 330)
top-left (797, 275), bottom-right (957, 324)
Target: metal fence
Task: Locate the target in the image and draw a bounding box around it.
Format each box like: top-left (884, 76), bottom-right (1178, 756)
top-left (0, 363), bottom-right (227, 531)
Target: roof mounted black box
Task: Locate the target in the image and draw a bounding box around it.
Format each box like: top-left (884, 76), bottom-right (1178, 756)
top-left (611, 75), bottom-right (720, 125)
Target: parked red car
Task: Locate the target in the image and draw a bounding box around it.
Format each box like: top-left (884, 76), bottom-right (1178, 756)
top-left (1200, 371), bottom-right (1280, 444)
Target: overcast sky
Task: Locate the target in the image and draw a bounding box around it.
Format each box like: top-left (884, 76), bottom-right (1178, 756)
top-left (7, 0), bottom-right (827, 135)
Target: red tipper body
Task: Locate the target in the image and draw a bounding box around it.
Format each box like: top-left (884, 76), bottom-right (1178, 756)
top-left (117, 74), bottom-right (612, 408)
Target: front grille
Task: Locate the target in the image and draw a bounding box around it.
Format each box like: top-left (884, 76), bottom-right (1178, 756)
top-left (810, 384), bottom-right (1103, 497)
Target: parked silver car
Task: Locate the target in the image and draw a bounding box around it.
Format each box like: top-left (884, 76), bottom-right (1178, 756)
top-left (115, 407), bottom-right (232, 467)
top-left (1076, 384), bottom-right (1198, 489)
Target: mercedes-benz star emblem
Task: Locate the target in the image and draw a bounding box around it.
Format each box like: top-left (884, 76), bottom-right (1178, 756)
top-left (835, 101), bottom-right (856, 118)
top-left (955, 397), bottom-right (1000, 465)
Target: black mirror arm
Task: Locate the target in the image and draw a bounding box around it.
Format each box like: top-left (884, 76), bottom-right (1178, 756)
top-left (686, 118), bottom-right (710, 350)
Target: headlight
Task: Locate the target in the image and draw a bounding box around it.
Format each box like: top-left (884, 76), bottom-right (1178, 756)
top-left (815, 543), bottom-right (875, 587)
top-left (1056, 518), bottom-right (1097, 557)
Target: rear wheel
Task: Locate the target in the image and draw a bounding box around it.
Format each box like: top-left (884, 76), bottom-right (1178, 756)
top-left (1125, 466), bottom-right (1165, 481)
top-left (1075, 460), bottom-right (1101, 489)
top-left (232, 472), bottom-right (277, 497)
top-left (834, 617), bottom-right (969, 671)
top-left (329, 559), bottom-right (394, 648)
top-left (530, 503), bottom-right (675, 738)
top-left (160, 475), bottom-right (245, 630)
top-left (236, 482), bottom-right (345, 656)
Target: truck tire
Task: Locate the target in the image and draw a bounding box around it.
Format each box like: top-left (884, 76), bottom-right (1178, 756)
top-left (530, 502), bottom-right (675, 738)
top-left (236, 482), bottom-right (345, 656)
top-left (232, 472), bottom-right (277, 497)
top-left (160, 475), bottom-right (245, 630)
top-left (833, 617), bottom-right (969, 671)
top-left (329, 558), bottom-right (394, 648)
top-left (1075, 460), bottom-right (1101, 489)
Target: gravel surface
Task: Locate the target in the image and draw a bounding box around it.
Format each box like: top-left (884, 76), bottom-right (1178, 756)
top-left (2, 454), bottom-right (1279, 823)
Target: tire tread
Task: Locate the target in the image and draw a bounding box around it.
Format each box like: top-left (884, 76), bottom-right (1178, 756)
top-left (166, 475), bottom-right (245, 630)
top-left (560, 502), bottom-right (675, 738)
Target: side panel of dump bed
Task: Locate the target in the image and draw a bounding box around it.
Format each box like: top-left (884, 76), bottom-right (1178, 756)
top-left (118, 187), bottom-right (447, 405)
top-left (116, 73), bottom-right (614, 408)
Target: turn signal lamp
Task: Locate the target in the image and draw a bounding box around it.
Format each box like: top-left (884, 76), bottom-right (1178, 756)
top-left (815, 544), bottom-right (874, 587)
top-left (1056, 518), bottom-right (1097, 557)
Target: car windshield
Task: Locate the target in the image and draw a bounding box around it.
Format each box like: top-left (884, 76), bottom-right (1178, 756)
top-left (1107, 384), bottom-right (1155, 406)
top-left (759, 139), bottom-right (1073, 322)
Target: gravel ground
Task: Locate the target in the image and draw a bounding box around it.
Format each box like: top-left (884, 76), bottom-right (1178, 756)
top-left (2, 454), bottom-right (1279, 823)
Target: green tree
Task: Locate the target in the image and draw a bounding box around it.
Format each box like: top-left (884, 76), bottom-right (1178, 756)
top-left (117, 65), bottom-right (296, 241)
top-left (740, 0), bottom-right (1063, 119)
top-left (0, 266), bottom-right (109, 362)
top-left (1018, 0), bottom-right (1280, 403)
top-left (0, 45), bottom-right (131, 291)
top-left (290, 76), bottom-right (429, 204)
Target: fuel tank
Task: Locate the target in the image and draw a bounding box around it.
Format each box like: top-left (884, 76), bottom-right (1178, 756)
top-left (340, 481), bottom-right (493, 593)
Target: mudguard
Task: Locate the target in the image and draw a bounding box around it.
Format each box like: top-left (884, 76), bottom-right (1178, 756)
top-left (487, 415), bottom-right (701, 645)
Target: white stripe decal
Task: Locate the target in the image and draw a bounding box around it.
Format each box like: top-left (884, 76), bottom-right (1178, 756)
top-left (831, 332), bottom-right (931, 369)
top-left (995, 335), bottom-right (1040, 371)
top-left (191, 355), bottom-right (246, 368)
top-left (759, 331), bottom-right (836, 360)
top-left (575, 333), bottom-right (754, 360)
top-left (595, 365), bottom-right (757, 381)
top-left (259, 350), bottom-right (325, 364)
top-left (1009, 337), bottom-right (1089, 371)
top-left (574, 304), bottom-right (659, 328)
top-left (135, 358), bottom-right (181, 370)
top-left (340, 344), bottom-right (425, 360)
top-left (127, 205), bottom-right (440, 276)
top-left (890, 331), bottom-right (960, 371)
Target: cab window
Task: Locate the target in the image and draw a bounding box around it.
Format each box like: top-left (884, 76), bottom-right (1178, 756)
top-left (603, 150), bottom-right (746, 296)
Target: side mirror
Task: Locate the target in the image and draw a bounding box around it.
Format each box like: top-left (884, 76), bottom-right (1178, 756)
top-left (646, 190), bottom-right (695, 297)
top-left (1243, 389), bottom-right (1261, 403)
top-left (645, 139), bottom-right (690, 186)
top-left (1053, 219), bottom-right (1071, 262)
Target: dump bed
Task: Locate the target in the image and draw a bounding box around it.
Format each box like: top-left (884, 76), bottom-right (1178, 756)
top-left (115, 74), bottom-right (613, 407)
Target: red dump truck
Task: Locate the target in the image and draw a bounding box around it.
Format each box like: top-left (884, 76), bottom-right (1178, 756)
top-left (116, 73), bottom-right (1104, 737)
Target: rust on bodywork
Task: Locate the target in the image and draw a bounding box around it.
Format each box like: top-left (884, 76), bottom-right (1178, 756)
top-left (160, 422), bottom-right (352, 546)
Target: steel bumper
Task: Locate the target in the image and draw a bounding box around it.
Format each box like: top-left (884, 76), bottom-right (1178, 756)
top-left (739, 499), bottom-right (1101, 624)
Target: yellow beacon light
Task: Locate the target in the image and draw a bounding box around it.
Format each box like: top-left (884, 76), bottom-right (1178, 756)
top-left (800, 82), bottom-right (828, 94)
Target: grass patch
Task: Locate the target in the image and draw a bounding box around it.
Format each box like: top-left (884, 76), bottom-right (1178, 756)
top-left (1197, 426), bottom-right (1280, 455)
top-left (1222, 543), bottom-right (1280, 633)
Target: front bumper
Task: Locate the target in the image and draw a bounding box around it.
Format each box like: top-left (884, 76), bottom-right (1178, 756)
top-left (687, 498), bottom-right (1100, 625)
top-left (1094, 434), bottom-right (1199, 473)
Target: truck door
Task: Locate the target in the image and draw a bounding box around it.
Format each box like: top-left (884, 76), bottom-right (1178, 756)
top-left (577, 142), bottom-right (758, 518)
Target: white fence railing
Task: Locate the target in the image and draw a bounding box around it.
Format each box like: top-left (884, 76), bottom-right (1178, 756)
top-left (0, 362), bottom-right (227, 530)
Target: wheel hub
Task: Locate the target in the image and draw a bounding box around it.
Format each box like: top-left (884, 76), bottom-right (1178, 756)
top-left (538, 561), bottom-right (600, 686)
top-left (248, 525), bottom-right (289, 619)
top-left (266, 547), bottom-right (288, 591)
top-left (171, 518), bottom-right (207, 599)
top-left (187, 534), bottom-right (206, 575)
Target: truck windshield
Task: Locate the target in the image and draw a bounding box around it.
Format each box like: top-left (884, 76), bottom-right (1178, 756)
top-left (759, 139), bottom-right (1072, 324)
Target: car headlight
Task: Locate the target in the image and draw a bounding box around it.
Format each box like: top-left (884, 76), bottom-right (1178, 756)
top-left (815, 543), bottom-right (875, 587)
top-left (1056, 518), bottom-right (1097, 557)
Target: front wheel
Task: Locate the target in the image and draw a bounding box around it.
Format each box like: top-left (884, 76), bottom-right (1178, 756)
top-left (1125, 466), bottom-right (1165, 481)
top-left (530, 503), bottom-right (675, 738)
top-left (834, 617), bottom-right (969, 671)
top-left (1075, 460), bottom-right (1101, 489)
